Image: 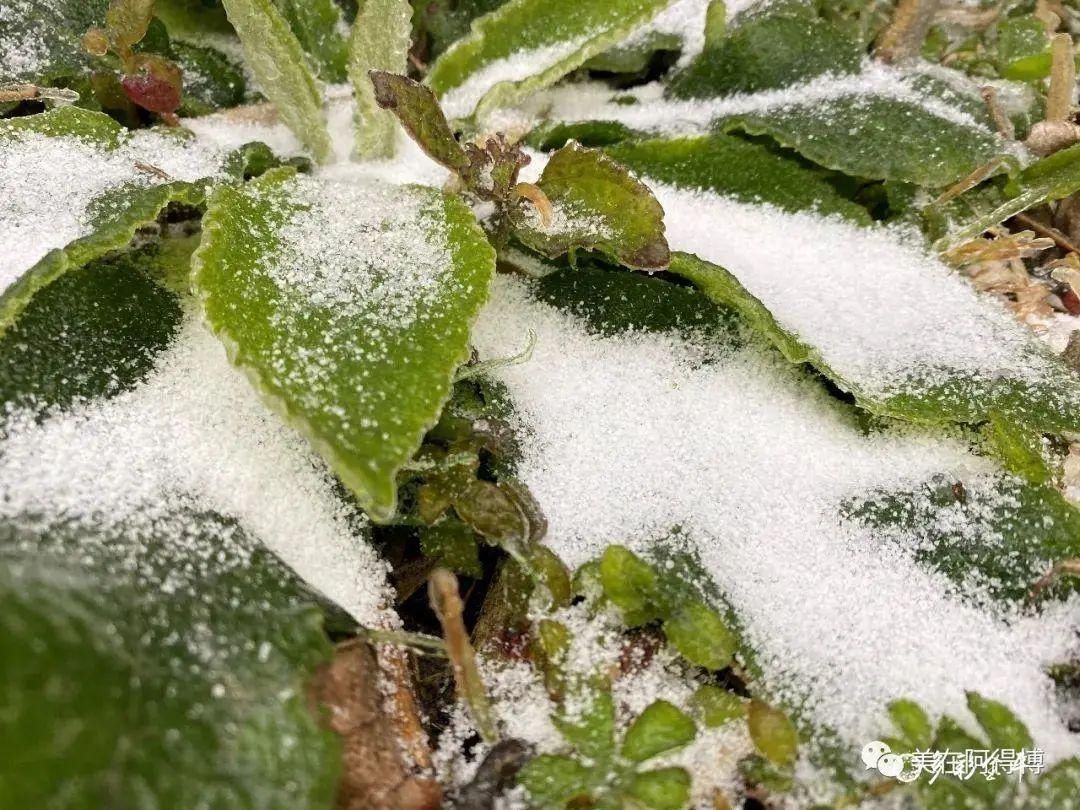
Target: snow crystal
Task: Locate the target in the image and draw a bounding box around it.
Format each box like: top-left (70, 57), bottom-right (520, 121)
top-left (472, 275), bottom-right (1080, 762)
top-left (0, 0), bottom-right (57, 78)
top-left (0, 308), bottom-right (392, 627)
top-left (440, 37), bottom-right (590, 120)
top-left (655, 184), bottom-right (1072, 401)
top-left (261, 176), bottom-right (452, 327)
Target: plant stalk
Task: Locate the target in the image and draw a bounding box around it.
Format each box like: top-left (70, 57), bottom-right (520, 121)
top-left (874, 0), bottom-right (942, 64)
top-left (429, 568), bottom-right (501, 744)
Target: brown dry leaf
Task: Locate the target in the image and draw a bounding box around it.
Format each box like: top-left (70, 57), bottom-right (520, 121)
top-left (948, 231), bottom-right (1057, 319)
top-left (308, 640), bottom-right (442, 810)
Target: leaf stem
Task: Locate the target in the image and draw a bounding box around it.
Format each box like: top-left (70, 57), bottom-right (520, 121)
top-left (429, 568), bottom-right (501, 744)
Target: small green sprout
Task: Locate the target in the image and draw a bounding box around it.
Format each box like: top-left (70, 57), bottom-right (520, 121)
top-left (598, 545), bottom-right (737, 671)
top-left (518, 689), bottom-right (696, 810)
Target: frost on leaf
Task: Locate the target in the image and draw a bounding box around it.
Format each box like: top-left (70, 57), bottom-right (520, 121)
top-left (0, 106), bottom-right (224, 332)
top-left (193, 170), bottom-right (496, 521)
top-left (219, 0), bottom-right (333, 162)
top-left (0, 241), bottom-right (393, 806)
top-left (425, 0), bottom-right (671, 119)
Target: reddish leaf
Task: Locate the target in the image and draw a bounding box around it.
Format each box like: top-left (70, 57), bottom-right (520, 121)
top-left (121, 54), bottom-right (183, 114)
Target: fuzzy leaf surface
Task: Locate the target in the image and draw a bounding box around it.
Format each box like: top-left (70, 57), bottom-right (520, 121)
top-left (193, 169), bottom-right (495, 520)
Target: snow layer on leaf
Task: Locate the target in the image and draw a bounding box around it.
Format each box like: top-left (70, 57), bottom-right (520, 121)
top-left (472, 275), bottom-right (1080, 760)
top-left (0, 129), bottom-right (227, 297)
top-left (440, 36), bottom-right (589, 120)
top-left (264, 178), bottom-right (451, 324)
top-left (619, 0), bottom-right (761, 67)
top-left (0, 0), bottom-right (54, 78)
top-left (521, 60), bottom-right (993, 136)
top-left (0, 309), bottom-right (392, 626)
top-left (655, 184), bottom-right (1076, 403)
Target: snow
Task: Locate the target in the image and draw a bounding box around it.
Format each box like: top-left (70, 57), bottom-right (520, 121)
top-left (0, 0), bottom-right (57, 78)
top-left (0, 127), bottom-right (228, 299)
top-left (514, 60), bottom-right (994, 137)
top-left (0, 308), bottom-right (393, 628)
top-left (472, 275), bottom-right (1080, 762)
top-left (655, 184), bottom-right (1073, 401)
top-left (262, 175), bottom-right (452, 326)
top-left (440, 37), bottom-right (590, 120)
top-left (617, 0), bottom-right (763, 67)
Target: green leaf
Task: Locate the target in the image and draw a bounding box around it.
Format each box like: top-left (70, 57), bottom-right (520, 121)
top-left (425, 0), bottom-right (670, 119)
top-left (453, 479), bottom-right (529, 557)
top-left (719, 94), bottom-right (1003, 188)
top-left (220, 0), bottom-right (333, 162)
top-left (370, 71), bottom-right (470, 170)
top-left (0, 242), bottom-right (185, 414)
top-left (172, 39), bottom-right (247, 115)
top-left (1023, 758), bottom-right (1080, 808)
top-left (621, 700), bottom-right (696, 763)
top-left (666, 252), bottom-right (812, 364)
top-left (553, 689), bottom-right (617, 763)
top-left (414, 0), bottom-right (507, 61)
top-left (420, 520), bottom-right (483, 577)
top-left (348, 0), bottom-right (413, 159)
top-left (533, 262), bottom-right (741, 339)
top-left (691, 685), bottom-right (746, 728)
top-left (987, 412), bottom-right (1051, 487)
top-left (887, 699), bottom-right (933, 749)
top-left (663, 599), bottom-right (736, 671)
top-left (844, 474), bottom-right (1080, 604)
top-left (0, 512), bottom-right (340, 806)
top-left (273, 0), bottom-right (349, 81)
top-left (965, 692), bottom-right (1034, 751)
top-left (154, 0), bottom-right (236, 40)
top-left (663, 216), bottom-right (1080, 438)
top-left (668, 0), bottom-right (862, 98)
top-left (606, 134), bottom-right (871, 223)
top-left (747, 699), bottom-right (798, 768)
top-left (623, 766), bottom-right (692, 810)
top-left (512, 142), bottom-right (670, 270)
top-left (517, 754), bottom-right (594, 808)
top-left (193, 169), bottom-right (495, 521)
top-left (598, 545), bottom-right (664, 625)
top-left (997, 16), bottom-right (1052, 82)
top-left (0, 107), bottom-right (207, 334)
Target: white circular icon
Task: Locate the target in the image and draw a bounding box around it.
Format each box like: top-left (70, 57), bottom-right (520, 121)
top-left (861, 740), bottom-right (891, 769)
top-left (876, 752), bottom-right (906, 778)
